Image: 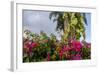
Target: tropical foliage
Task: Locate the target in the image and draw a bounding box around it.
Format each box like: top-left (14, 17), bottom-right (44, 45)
top-left (23, 31), bottom-right (91, 62)
top-left (49, 12), bottom-right (87, 41)
top-left (23, 12), bottom-right (91, 62)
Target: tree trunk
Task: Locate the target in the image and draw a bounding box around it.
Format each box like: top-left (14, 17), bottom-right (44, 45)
top-left (64, 17), bottom-right (69, 34)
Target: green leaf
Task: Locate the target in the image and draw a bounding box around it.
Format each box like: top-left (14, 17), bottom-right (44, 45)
top-left (76, 29), bottom-right (80, 33)
top-left (25, 57), bottom-right (29, 62)
top-left (71, 18), bottom-right (78, 25)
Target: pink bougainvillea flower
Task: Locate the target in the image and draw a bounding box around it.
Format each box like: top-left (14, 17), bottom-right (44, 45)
top-left (86, 43), bottom-right (91, 49)
top-left (47, 53), bottom-right (50, 61)
top-left (59, 50), bottom-right (63, 59)
top-left (29, 42), bottom-right (38, 52)
top-left (23, 41), bottom-right (29, 49)
top-left (71, 40), bottom-right (82, 52)
top-left (23, 41), bottom-right (38, 53)
top-left (72, 54), bottom-right (82, 60)
top-left (62, 46), bottom-right (71, 52)
top-left (23, 41), bottom-right (31, 53)
top-left (31, 42), bottom-right (38, 48)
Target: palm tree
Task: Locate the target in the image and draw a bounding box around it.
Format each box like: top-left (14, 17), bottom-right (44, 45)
top-left (49, 12), bottom-right (87, 41)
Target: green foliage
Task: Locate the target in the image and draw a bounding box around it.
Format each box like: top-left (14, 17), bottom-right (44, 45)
top-left (23, 12), bottom-right (90, 62)
top-left (49, 12), bottom-right (87, 41)
top-left (23, 30), bottom-right (91, 62)
top-left (81, 48), bottom-right (91, 59)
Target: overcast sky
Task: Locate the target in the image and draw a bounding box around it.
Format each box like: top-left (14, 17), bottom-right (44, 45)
top-left (23, 10), bottom-right (91, 42)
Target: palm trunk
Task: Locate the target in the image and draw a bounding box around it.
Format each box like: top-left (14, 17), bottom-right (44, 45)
top-left (63, 16), bottom-right (75, 42)
top-left (64, 17), bottom-right (69, 34)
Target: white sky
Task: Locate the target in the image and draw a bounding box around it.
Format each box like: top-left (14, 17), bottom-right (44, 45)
top-left (23, 10), bottom-right (61, 40)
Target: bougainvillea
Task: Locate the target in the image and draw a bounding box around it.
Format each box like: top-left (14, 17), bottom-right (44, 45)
top-left (23, 30), bottom-right (91, 62)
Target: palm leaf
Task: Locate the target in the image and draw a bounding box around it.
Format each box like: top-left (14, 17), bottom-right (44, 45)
top-left (83, 13), bottom-right (88, 25)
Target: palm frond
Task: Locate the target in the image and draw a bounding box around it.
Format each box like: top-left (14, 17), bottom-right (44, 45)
top-left (83, 13), bottom-right (88, 25)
